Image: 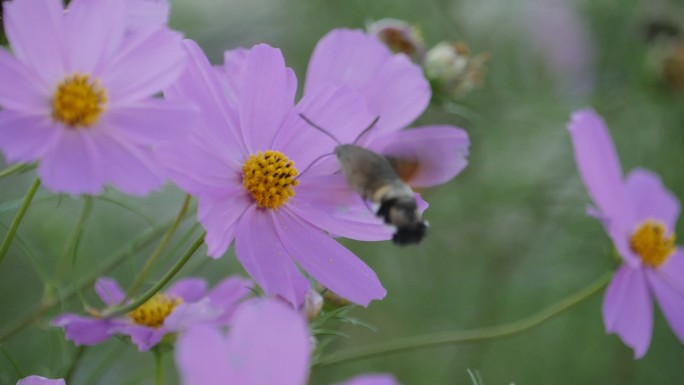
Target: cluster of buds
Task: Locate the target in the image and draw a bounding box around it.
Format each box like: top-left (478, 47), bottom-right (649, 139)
top-left (367, 19), bottom-right (489, 101)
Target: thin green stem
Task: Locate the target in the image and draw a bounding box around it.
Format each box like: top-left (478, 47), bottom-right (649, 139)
top-left (0, 163), bottom-right (35, 179)
top-left (0, 209), bottom-right (195, 342)
top-left (56, 196), bottom-right (94, 280)
top-left (316, 272), bottom-right (613, 367)
top-left (125, 194), bottom-right (192, 300)
top-left (0, 177), bottom-right (40, 267)
top-left (62, 346), bottom-right (86, 383)
top-left (154, 348), bottom-right (164, 385)
top-left (102, 233), bottom-right (205, 318)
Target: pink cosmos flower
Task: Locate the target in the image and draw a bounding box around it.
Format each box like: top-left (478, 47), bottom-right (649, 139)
top-left (568, 109), bottom-right (684, 358)
top-left (176, 298), bottom-right (400, 385)
top-left (304, 29), bottom-right (470, 189)
top-left (54, 276), bottom-right (252, 351)
top-left (0, 0), bottom-right (193, 195)
top-left (161, 41), bottom-right (392, 307)
top-left (17, 377), bottom-right (64, 385)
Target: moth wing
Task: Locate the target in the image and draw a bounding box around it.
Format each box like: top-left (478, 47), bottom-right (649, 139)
top-left (370, 126), bottom-right (469, 188)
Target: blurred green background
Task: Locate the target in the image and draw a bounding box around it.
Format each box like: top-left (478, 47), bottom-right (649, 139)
top-left (2, 0), bottom-right (684, 384)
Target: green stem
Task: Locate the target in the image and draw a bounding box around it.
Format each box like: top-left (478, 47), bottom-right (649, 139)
top-left (102, 233), bottom-right (205, 318)
top-left (0, 177), bottom-right (40, 267)
top-left (62, 346), bottom-right (86, 383)
top-left (316, 272), bottom-right (613, 367)
top-left (0, 163), bottom-right (35, 179)
top-left (125, 194), bottom-right (192, 300)
top-left (154, 348), bottom-right (164, 385)
top-left (56, 196), bottom-right (94, 280)
top-left (0, 210), bottom-right (195, 342)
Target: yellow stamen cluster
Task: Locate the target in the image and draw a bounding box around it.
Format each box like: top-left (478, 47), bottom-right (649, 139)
top-left (52, 74), bottom-right (107, 128)
top-left (127, 294), bottom-right (181, 328)
top-left (242, 150), bottom-right (299, 209)
top-left (630, 220), bottom-right (676, 268)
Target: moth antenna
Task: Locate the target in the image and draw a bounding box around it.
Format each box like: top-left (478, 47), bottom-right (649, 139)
top-left (295, 152), bottom-right (335, 181)
top-left (352, 116), bottom-right (380, 145)
top-left (299, 113), bottom-right (342, 145)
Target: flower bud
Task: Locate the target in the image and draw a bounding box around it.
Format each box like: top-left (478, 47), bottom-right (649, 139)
top-left (424, 41), bottom-right (489, 99)
top-left (367, 18), bottom-right (426, 61)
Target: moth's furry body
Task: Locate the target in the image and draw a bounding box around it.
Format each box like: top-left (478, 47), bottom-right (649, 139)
top-left (335, 144), bottom-right (427, 245)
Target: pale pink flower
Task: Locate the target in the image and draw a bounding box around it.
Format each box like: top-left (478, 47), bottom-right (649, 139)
top-left (0, 0), bottom-right (193, 195)
top-left (568, 109), bottom-right (684, 358)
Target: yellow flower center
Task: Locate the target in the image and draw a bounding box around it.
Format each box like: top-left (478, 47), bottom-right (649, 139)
top-left (242, 150), bottom-right (299, 209)
top-left (630, 220), bottom-right (676, 268)
top-left (127, 294), bottom-right (181, 328)
top-left (52, 74), bottom-right (107, 128)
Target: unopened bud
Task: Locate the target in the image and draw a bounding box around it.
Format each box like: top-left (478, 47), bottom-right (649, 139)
top-left (424, 41), bottom-right (489, 99)
top-left (367, 18), bottom-right (426, 61)
top-left (303, 289), bottom-right (324, 322)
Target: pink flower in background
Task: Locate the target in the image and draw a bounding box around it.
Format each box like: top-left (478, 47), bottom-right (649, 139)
top-left (176, 298), bottom-right (400, 385)
top-left (126, 0), bottom-right (170, 29)
top-left (161, 41), bottom-right (389, 307)
top-left (524, 0), bottom-right (595, 94)
top-left (54, 276), bottom-right (252, 351)
top-left (305, 29), bottom-right (470, 189)
top-left (17, 377), bottom-right (65, 385)
top-left (0, 0), bottom-right (193, 195)
top-left (568, 109), bottom-right (684, 358)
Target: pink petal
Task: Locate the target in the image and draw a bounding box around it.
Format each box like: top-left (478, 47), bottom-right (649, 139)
top-left (198, 194), bottom-right (251, 258)
top-left (65, 0), bottom-right (125, 74)
top-left (176, 325), bottom-right (233, 385)
top-left (224, 299), bottom-right (310, 385)
top-left (104, 99), bottom-right (197, 145)
top-left (3, 0), bottom-right (66, 86)
top-left (624, 168), bottom-right (680, 232)
top-left (335, 374), bottom-right (400, 385)
top-left (90, 131), bottom-right (166, 196)
top-left (52, 314), bottom-right (113, 345)
top-left (125, 0), bottom-right (170, 29)
top-left (275, 209), bottom-right (386, 307)
top-left (0, 111), bottom-right (61, 163)
top-left (99, 26), bottom-right (185, 105)
top-left (95, 277), bottom-right (125, 307)
top-left (646, 268), bottom-right (684, 344)
top-left (234, 207), bottom-right (310, 307)
top-left (163, 300), bottom-right (224, 332)
top-left (602, 265), bottom-right (653, 358)
top-left (208, 276), bottom-right (254, 309)
top-left (289, 174), bottom-right (393, 241)
top-left (359, 53), bottom-right (430, 135)
top-left (38, 129), bottom-right (106, 195)
top-left (218, 47), bottom-right (249, 108)
top-left (166, 278), bottom-right (208, 302)
top-left (0, 49), bottom-right (48, 111)
top-left (305, 29), bottom-right (429, 134)
top-left (238, 44), bottom-right (296, 151)
top-left (657, 249), bottom-right (684, 297)
top-left (367, 125), bottom-right (470, 188)
top-left (567, 109), bottom-right (630, 230)
top-left (164, 40), bottom-right (245, 157)
top-left (17, 376), bottom-right (65, 385)
top-left (273, 84), bottom-right (375, 173)
top-left (306, 29), bottom-right (389, 93)
top-left (160, 135), bottom-right (243, 199)
top-left (114, 324), bottom-right (165, 351)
